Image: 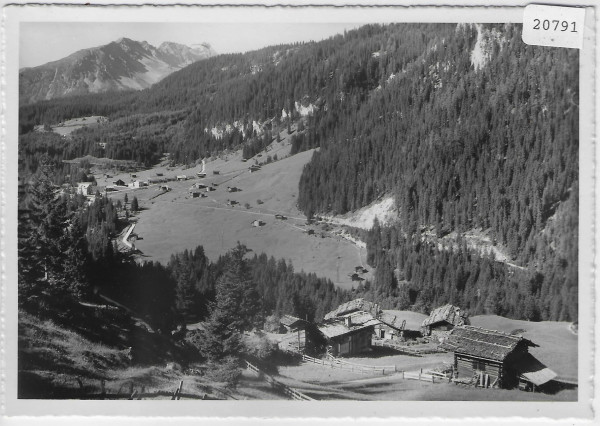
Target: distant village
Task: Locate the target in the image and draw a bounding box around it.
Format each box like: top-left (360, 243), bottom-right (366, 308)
top-left (273, 299), bottom-right (557, 392)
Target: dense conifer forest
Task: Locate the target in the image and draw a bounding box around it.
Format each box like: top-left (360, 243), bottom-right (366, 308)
top-left (18, 23), bottom-right (578, 323)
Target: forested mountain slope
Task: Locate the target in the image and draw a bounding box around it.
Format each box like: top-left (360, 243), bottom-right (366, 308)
top-left (19, 23), bottom-right (578, 321)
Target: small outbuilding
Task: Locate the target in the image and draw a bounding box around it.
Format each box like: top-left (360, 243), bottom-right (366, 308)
top-left (177, 175), bottom-right (188, 181)
top-left (113, 179), bottom-right (127, 187)
top-left (375, 312), bottom-right (407, 340)
top-left (279, 315), bottom-right (307, 334)
top-left (422, 304), bottom-right (469, 341)
top-left (252, 220), bottom-right (265, 227)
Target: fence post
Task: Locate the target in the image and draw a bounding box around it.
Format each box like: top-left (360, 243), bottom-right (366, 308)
top-left (76, 377), bottom-right (84, 397)
top-left (129, 382), bottom-right (134, 396)
top-left (100, 380), bottom-right (106, 400)
top-left (177, 381), bottom-right (183, 400)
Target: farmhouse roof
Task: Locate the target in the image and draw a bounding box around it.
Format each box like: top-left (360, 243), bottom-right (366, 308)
top-left (318, 318), bottom-right (379, 339)
top-left (280, 314), bottom-right (304, 328)
top-left (440, 326), bottom-right (535, 362)
top-left (378, 312), bottom-right (406, 330)
top-left (422, 304), bottom-right (469, 328)
top-left (324, 298), bottom-right (380, 321)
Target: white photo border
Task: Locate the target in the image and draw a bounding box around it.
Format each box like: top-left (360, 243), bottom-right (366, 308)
top-left (0, 1), bottom-right (597, 423)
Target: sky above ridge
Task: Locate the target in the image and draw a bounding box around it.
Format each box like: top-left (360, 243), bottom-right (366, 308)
top-left (20, 22), bottom-right (362, 68)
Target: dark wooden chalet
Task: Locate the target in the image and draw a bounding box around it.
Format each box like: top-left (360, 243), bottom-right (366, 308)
top-left (318, 311), bottom-right (380, 357)
top-left (440, 326), bottom-right (556, 389)
top-left (422, 304), bottom-right (469, 340)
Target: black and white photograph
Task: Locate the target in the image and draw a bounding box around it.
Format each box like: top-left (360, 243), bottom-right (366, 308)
top-left (1, 0), bottom-right (597, 422)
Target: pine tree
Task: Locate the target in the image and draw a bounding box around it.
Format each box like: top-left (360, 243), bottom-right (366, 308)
top-left (131, 196), bottom-right (139, 212)
top-left (199, 244), bottom-right (260, 360)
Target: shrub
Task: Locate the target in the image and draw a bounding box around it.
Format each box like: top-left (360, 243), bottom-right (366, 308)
top-left (204, 356), bottom-right (243, 389)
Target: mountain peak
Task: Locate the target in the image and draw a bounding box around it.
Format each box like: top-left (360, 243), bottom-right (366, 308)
top-left (20, 38), bottom-right (217, 104)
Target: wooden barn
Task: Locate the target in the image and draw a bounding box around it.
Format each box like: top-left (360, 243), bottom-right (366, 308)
top-left (113, 179), bottom-right (126, 186)
top-left (421, 304), bottom-right (469, 341)
top-left (318, 311), bottom-right (380, 357)
top-left (440, 326), bottom-right (557, 390)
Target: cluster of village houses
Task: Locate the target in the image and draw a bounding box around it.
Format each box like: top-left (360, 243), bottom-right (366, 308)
top-left (276, 299), bottom-right (557, 391)
top-left (73, 161), bottom-right (263, 199)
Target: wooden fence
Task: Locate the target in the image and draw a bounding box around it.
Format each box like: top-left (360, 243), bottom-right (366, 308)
top-left (402, 369), bottom-right (450, 383)
top-left (372, 338), bottom-right (443, 356)
top-left (298, 353), bottom-right (397, 375)
top-left (50, 379), bottom-right (227, 400)
top-left (244, 360), bottom-right (315, 401)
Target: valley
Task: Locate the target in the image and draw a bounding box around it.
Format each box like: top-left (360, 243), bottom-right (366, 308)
top-left (95, 129), bottom-right (373, 289)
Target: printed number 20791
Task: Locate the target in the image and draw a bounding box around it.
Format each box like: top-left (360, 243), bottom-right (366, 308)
top-left (533, 19), bottom-right (577, 32)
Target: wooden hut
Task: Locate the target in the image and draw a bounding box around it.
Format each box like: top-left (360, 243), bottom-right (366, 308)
top-left (279, 315), bottom-right (306, 334)
top-left (440, 326), bottom-right (556, 389)
top-left (375, 312), bottom-right (408, 340)
top-left (421, 304), bottom-right (469, 340)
